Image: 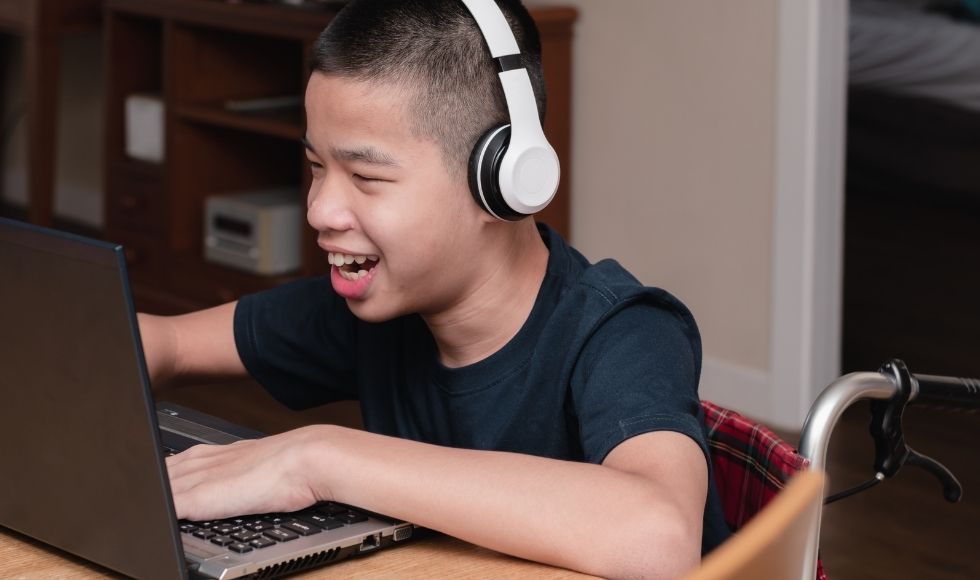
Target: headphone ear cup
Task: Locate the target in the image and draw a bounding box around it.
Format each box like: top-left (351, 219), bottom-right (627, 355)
top-left (468, 124), bottom-right (524, 221)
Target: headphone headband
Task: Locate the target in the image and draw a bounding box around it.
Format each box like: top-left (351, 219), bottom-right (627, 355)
top-left (459, 0), bottom-right (520, 57)
top-left (460, 0), bottom-right (560, 220)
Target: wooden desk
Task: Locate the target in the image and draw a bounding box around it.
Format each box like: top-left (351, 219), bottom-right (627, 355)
top-left (0, 525), bottom-right (593, 578)
top-left (0, 0), bottom-right (101, 227)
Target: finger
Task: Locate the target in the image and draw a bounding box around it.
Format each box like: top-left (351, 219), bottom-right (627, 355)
top-left (167, 442), bottom-right (228, 466)
top-left (167, 455), bottom-right (241, 495)
top-left (166, 442), bottom-right (243, 478)
top-left (167, 442), bottom-right (264, 497)
top-left (172, 476), bottom-right (275, 522)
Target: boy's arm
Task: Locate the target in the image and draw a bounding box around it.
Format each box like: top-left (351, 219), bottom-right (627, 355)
top-left (137, 302), bottom-right (247, 387)
top-left (167, 425), bottom-right (706, 579)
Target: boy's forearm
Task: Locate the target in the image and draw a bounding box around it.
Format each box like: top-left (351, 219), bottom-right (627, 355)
top-left (137, 302), bottom-right (247, 388)
top-left (137, 312), bottom-right (179, 387)
top-left (312, 426), bottom-right (703, 579)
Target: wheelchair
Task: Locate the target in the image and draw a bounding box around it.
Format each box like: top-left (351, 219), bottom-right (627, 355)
top-left (701, 358), bottom-right (979, 579)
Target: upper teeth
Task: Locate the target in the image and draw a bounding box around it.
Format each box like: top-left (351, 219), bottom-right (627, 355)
top-left (327, 252), bottom-right (378, 267)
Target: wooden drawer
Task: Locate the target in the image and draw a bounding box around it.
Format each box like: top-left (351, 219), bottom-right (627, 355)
top-left (106, 161), bottom-right (167, 234)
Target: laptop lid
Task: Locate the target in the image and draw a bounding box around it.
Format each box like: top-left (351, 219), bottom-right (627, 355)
top-left (0, 218), bottom-right (188, 579)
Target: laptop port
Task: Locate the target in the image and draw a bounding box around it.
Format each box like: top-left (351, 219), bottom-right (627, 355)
top-left (393, 525), bottom-right (413, 542)
top-left (359, 533), bottom-right (381, 552)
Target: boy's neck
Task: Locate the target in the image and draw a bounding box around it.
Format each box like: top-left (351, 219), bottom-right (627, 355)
top-left (423, 221), bottom-right (550, 369)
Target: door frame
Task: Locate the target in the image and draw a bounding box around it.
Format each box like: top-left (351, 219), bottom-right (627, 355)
top-left (770, 0), bottom-right (848, 425)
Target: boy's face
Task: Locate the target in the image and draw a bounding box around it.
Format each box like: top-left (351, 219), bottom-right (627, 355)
top-left (304, 72), bottom-right (492, 322)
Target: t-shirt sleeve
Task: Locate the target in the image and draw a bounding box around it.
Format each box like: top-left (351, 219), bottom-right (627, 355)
top-left (571, 302), bottom-right (707, 465)
top-left (233, 276), bottom-right (359, 410)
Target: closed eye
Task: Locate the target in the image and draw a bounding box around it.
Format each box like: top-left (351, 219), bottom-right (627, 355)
top-left (306, 159), bottom-right (324, 179)
top-left (354, 174), bottom-right (387, 183)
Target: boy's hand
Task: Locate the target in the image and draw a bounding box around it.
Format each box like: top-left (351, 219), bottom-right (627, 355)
top-left (166, 425), bottom-right (336, 521)
top-left (166, 425), bottom-right (705, 578)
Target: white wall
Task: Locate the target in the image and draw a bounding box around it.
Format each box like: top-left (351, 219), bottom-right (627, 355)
top-left (531, 0), bottom-right (791, 423)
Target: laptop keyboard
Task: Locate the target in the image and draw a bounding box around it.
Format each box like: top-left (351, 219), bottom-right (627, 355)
top-left (179, 503), bottom-right (371, 554)
top-left (162, 445), bottom-right (373, 555)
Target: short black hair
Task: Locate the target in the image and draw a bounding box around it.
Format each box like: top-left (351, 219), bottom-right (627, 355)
top-left (311, 0), bottom-right (546, 175)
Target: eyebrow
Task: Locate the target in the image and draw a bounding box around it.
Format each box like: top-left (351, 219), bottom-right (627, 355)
top-left (301, 136), bottom-right (401, 168)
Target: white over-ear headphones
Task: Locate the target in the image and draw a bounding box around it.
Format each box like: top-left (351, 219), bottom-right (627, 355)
top-left (460, 0), bottom-right (561, 221)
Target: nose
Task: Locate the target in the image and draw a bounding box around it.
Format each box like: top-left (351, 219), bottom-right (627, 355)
top-left (307, 178), bottom-right (357, 233)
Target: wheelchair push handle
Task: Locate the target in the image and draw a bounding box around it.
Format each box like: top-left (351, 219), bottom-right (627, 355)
top-left (913, 373), bottom-right (980, 410)
top-left (799, 359), bottom-right (973, 580)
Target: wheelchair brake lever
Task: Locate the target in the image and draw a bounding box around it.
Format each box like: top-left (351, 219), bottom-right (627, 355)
top-left (870, 359), bottom-right (964, 504)
top-left (869, 360), bottom-right (913, 478)
top-left (905, 447), bottom-right (963, 503)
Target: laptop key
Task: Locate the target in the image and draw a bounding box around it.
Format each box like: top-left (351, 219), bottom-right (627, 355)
top-left (179, 524), bottom-right (198, 534)
top-left (297, 513), bottom-right (344, 530)
top-left (316, 503), bottom-right (347, 517)
top-left (264, 528), bottom-right (299, 542)
top-left (210, 535), bottom-right (235, 547)
top-left (337, 511), bottom-right (369, 524)
top-left (193, 530), bottom-right (217, 540)
top-left (212, 524), bottom-right (240, 535)
top-left (245, 521), bottom-right (274, 532)
top-left (231, 531), bottom-right (261, 543)
top-left (250, 537), bottom-right (277, 549)
top-left (282, 521), bottom-right (322, 536)
top-left (229, 542), bottom-right (254, 554)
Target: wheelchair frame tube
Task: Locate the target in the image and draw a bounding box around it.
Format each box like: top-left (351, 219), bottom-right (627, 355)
top-left (797, 371), bottom-right (898, 580)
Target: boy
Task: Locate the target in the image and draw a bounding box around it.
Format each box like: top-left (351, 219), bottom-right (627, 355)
top-left (145, 0), bottom-right (730, 577)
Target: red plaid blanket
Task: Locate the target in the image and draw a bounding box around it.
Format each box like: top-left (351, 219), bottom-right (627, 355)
top-left (701, 400), bottom-right (828, 580)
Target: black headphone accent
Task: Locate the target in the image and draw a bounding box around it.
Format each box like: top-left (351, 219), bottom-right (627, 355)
top-left (469, 125), bottom-right (523, 221)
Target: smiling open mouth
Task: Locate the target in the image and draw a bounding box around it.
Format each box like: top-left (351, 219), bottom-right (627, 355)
top-left (327, 252), bottom-right (380, 281)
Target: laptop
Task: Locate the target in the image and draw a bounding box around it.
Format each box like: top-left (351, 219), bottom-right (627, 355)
top-left (0, 217), bottom-right (415, 579)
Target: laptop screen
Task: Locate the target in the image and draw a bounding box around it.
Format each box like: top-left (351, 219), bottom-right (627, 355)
top-left (0, 218), bottom-right (187, 580)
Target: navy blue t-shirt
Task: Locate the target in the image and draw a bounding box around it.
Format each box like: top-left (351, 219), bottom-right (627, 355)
top-left (233, 224), bottom-right (731, 553)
